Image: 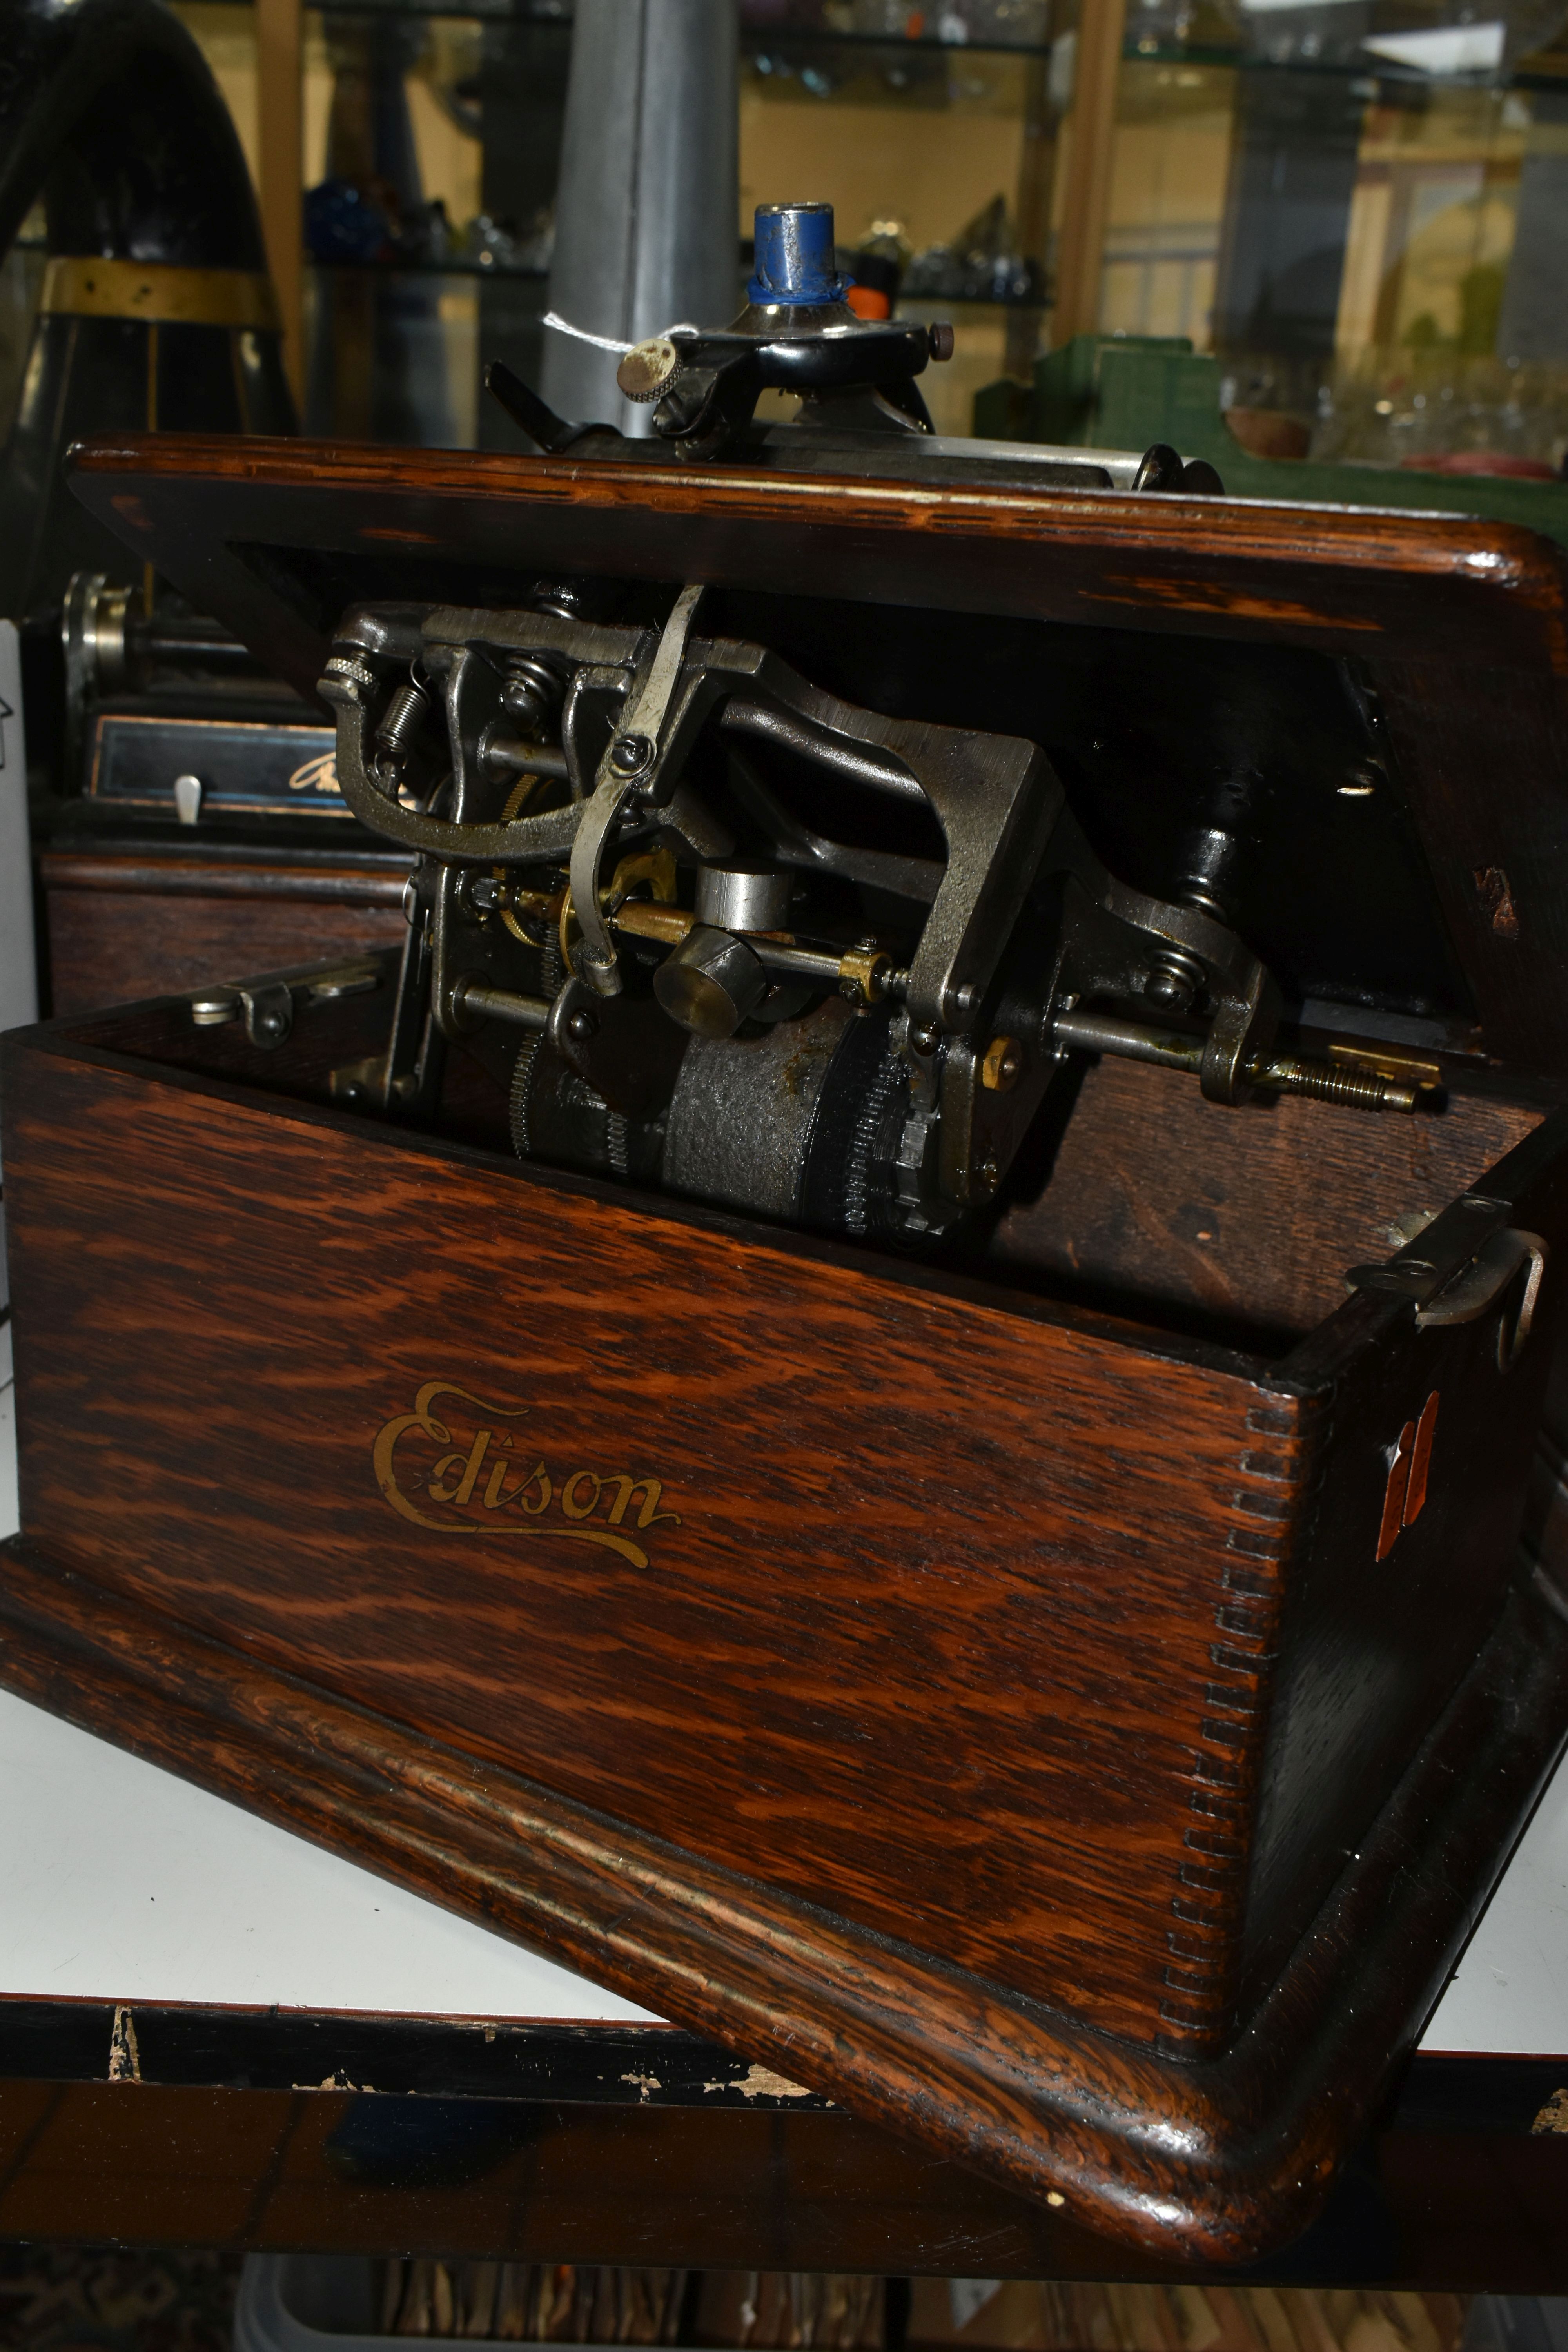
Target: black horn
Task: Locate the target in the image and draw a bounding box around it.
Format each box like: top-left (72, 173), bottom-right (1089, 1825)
top-left (0, 0), bottom-right (297, 615)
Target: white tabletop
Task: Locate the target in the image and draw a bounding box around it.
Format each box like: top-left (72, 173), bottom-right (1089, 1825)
top-left (0, 1337), bottom-right (1562, 2054)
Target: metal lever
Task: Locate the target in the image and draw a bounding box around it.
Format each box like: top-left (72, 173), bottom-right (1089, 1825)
top-left (568, 582), bottom-right (708, 997)
top-left (188, 978), bottom-right (294, 1048)
top-left (1415, 1226), bottom-right (1548, 1370)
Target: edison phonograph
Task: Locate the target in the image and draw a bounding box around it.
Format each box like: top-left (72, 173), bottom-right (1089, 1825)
top-left (4, 201), bottom-right (1568, 2272)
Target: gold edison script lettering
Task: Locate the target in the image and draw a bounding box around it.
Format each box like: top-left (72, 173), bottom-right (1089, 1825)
top-left (288, 750), bottom-right (341, 796)
top-left (372, 1380), bottom-right (680, 1569)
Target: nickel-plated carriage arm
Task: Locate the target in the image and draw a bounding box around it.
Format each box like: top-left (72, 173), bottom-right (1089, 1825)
top-left (568, 584), bottom-right (718, 993)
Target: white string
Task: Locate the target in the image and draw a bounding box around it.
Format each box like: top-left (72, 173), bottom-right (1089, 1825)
top-left (542, 311), bottom-right (632, 353)
top-left (543, 310), bottom-right (698, 354)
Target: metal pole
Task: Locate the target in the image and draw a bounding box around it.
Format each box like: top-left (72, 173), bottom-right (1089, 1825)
top-left (543, 0), bottom-right (738, 436)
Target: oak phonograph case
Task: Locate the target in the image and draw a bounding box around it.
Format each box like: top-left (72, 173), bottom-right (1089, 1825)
top-left (5, 414), bottom-right (1568, 2266)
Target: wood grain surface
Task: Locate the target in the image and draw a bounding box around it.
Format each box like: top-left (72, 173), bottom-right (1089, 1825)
top-left (38, 851), bottom-right (411, 902)
top-left (7, 996), bottom-right (1566, 2066)
top-left (22, 436), bottom-right (1568, 2258)
top-left (65, 434), bottom-right (1568, 703)
top-left (0, 1531), bottom-right (1563, 2266)
top-left (2, 1023), bottom-right (1310, 2053)
top-left (5, 989), bottom-right (1568, 2258)
top-left (991, 1056), bottom-right (1542, 1345)
top-left (1373, 658), bottom-right (1568, 1078)
top-left (995, 1061), bottom-right (1568, 2038)
top-left (44, 882), bottom-right (407, 1016)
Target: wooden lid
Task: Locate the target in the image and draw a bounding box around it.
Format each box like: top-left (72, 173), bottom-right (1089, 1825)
top-left (67, 432), bottom-right (1568, 1080)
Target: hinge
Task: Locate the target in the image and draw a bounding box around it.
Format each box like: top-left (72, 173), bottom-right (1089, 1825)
top-left (1347, 1194), bottom-right (1548, 1371)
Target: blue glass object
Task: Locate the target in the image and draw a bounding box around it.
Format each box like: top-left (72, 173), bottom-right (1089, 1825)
top-left (305, 177), bottom-right (391, 266)
top-left (748, 203), bottom-right (847, 306)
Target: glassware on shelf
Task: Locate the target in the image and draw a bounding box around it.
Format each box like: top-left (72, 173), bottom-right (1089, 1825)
top-left (306, 16), bottom-right (459, 447)
top-left (904, 191), bottom-right (1045, 298)
top-left (1310, 351), bottom-right (1568, 474)
top-left (844, 219), bottom-right (911, 314)
top-left (305, 178), bottom-right (392, 266)
top-left (1123, 0), bottom-right (1235, 51)
top-left (303, 183), bottom-right (454, 269)
top-left (833, 0), bottom-right (1049, 35)
top-left (461, 207), bottom-right (554, 273)
top-left (1234, 0), bottom-right (1568, 69)
top-left (399, 199), bottom-right (454, 267)
top-left (849, 0), bottom-right (920, 29)
top-left (1237, 0), bottom-right (1372, 68)
top-left (958, 0), bottom-right (1051, 38)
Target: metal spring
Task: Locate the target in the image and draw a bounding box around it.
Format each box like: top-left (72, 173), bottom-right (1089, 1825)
top-left (374, 681), bottom-right (429, 775)
top-left (508, 1034), bottom-right (541, 1159)
top-left (1261, 1056), bottom-right (1416, 1113)
top-left (1145, 943), bottom-right (1206, 1009)
top-left (502, 652), bottom-right (565, 732)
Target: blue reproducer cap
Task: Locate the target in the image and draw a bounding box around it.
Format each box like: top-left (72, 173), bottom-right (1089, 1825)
top-left (748, 203), bottom-right (847, 306)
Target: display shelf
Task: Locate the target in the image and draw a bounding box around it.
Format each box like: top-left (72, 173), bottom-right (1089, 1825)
top-left (744, 27), bottom-right (1051, 55)
top-left (1114, 39), bottom-right (1568, 86)
top-left (304, 254), bottom-right (1041, 301)
top-left (202, 0), bottom-right (566, 18)
top-left (180, 0), bottom-right (1568, 88)
top-left (746, 27), bottom-right (1568, 89)
top-left (308, 255), bottom-right (546, 278)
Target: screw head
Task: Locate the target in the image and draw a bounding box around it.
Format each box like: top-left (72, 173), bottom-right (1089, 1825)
top-left (981, 1034), bottom-right (1023, 1093)
top-left (566, 1007), bottom-right (598, 1044)
top-left (909, 1020), bottom-right (940, 1056)
top-left (610, 733), bottom-right (653, 777)
top-left (258, 1009), bottom-right (286, 1038)
top-left (1145, 969), bottom-right (1194, 1011)
top-left (616, 336), bottom-right (683, 404)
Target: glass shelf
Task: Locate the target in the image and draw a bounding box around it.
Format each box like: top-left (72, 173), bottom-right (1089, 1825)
top-left (1114, 39), bottom-right (1568, 87)
top-left (308, 254), bottom-right (548, 276)
top-left (196, 0), bottom-right (567, 18)
top-left (744, 28), bottom-right (1051, 54)
top-left (746, 28), bottom-right (1568, 90)
top-left (180, 0), bottom-right (1568, 91)
top-left (147, 0), bottom-right (1568, 492)
top-left (305, 252), bottom-right (1045, 302)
